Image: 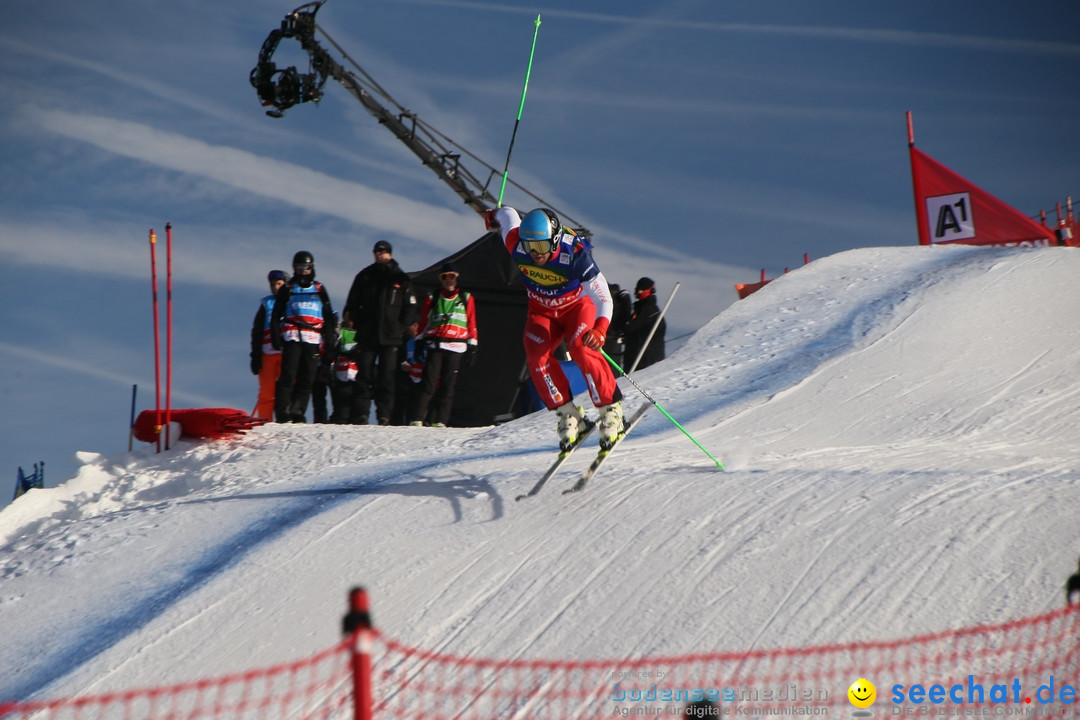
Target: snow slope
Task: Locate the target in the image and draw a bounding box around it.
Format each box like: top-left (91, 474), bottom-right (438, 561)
top-left (1, 245), bottom-right (1077, 704)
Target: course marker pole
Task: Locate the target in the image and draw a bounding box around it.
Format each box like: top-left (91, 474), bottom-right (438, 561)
top-left (496, 14), bottom-right (541, 207)
top-left (602, 349), bottom-right (724, 471)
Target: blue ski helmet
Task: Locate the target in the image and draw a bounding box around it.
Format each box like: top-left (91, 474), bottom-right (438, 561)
top-left (518, 208), bottom-right (561, 254)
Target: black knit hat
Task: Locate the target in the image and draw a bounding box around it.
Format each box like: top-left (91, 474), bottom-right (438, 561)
top-left (373, 240), bottom-right (393, 254)
top-left (635, 277), bottom-right (655, 292)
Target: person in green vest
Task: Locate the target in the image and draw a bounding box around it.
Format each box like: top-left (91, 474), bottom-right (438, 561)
top-left (329, 324), bottom-right (360, 424)
top-left (407, 263), bottom-right (478, 427)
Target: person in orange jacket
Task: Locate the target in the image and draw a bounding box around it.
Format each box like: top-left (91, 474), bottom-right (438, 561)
top-left (250, 269), bottom-right (288, 421)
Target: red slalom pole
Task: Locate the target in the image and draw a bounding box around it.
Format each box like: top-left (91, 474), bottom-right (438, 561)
top-left (149, 229), bottom-right (162, 453)
top-left (165, 222), bottom-right (173, 450)
top-left (343, 588), bottom-right (374, 720)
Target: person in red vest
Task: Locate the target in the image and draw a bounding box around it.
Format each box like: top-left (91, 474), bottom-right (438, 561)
top-left (407, 263), bottom-right (478, 427)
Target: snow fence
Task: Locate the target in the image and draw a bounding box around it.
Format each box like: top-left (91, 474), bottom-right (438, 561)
top-left (1, 590), bottom-right (1077, 720)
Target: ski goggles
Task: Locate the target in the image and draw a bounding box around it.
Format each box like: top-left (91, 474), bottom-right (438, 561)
top-left (293, 262), bottom-right (313, 273)
top-left (521, 238), bottom-right (554, 255)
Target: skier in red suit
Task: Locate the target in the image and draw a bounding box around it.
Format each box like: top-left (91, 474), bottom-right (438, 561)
top-left (487, 206), bottom-right (624, 450)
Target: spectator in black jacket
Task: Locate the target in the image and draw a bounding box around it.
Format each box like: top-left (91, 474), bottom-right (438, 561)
top-left (603, 283), bottom-right (632, 373)
top-left (343, 240), bottom-right (418, 424)
top-left (623, 277), bottom-right (666, 372)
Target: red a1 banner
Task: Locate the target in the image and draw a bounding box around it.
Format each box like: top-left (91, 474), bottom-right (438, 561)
top-left (907, 112), bottom-right (1055, 247)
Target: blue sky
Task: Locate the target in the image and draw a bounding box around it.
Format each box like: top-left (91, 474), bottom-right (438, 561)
top-left (1, 0), bottom-right (1077, 500)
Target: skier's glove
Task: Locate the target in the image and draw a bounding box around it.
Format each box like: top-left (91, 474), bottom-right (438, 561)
top-left (250, 355), bottom-right (262, 375)
top-left (582, 328), bottom-right (606, 350)
top-left (483, 209), bottom-right (499, 231)
top-left (464, 343), bottom-right (478, 367)
top-left (581, 317), bottom-right (609, 351)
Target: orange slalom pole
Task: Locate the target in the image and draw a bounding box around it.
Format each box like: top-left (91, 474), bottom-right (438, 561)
top-left (165, 222), bottom-right (173, 450)
top-left (149, 229), bottom-right (162, 453)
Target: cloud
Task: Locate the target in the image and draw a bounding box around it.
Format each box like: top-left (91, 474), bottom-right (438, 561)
top-left (25, 107), bottom-right (478, 254)
top-left (0, 37), bottom-right (247, 126)
top-left (386, 0), bottom-right (1080, 57)
top-left (0, 342), bottom-right (222, 406)
top-left (0, 35), bottom-right (478, 194)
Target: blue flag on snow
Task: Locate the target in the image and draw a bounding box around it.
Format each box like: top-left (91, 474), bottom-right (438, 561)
top-left (13, 462), bottom-right (44, 501)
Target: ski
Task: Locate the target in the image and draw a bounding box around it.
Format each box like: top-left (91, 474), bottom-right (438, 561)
top-left (562, 405), bottom-right (650, 495)
top-left (515, 419), bottom-right (597, 501)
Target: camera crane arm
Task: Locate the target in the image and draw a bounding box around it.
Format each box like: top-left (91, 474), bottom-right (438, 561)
top-left (250, 1), bottom-right (496, 215)
top-left (249, 1), bottom-right (589, 235)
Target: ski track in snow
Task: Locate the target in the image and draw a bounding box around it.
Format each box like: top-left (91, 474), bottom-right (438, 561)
top-left (0, 246), bottom-right (1078, 701)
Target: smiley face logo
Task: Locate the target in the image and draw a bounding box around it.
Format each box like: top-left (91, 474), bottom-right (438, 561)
top-left (848, 678), bottom-right (876, 709)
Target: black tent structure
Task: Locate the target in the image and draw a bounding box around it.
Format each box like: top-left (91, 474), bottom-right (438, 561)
top-left (409, 231), bottom-right (531, 427)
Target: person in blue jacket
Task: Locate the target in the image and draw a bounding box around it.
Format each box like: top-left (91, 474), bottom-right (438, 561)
top-left (271, 251), bottom-right (336, 423)
top-left (250, 269), bottom-right (288, 421)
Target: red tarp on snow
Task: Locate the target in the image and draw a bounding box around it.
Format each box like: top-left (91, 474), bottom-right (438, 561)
top-left (132, 408), bottom-right (263, 444)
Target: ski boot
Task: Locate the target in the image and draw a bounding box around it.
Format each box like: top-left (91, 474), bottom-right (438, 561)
top-left (555, 403), bottom-right (588, 452)
top-left (597, 401), bottom-right (624, 451)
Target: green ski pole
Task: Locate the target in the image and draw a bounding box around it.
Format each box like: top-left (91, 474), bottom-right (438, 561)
top-left (602, 349), bottom-right (725, 471)
top-left (496, 14), bottom-right (541, 207)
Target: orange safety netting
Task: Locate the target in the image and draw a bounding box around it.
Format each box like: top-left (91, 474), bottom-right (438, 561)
top-left (2, 607), bottom-right (1077, 720)
top-left (0, 640), bottom-right (352, 720)
top-left (371, 606), bottom-right (1080, 718)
